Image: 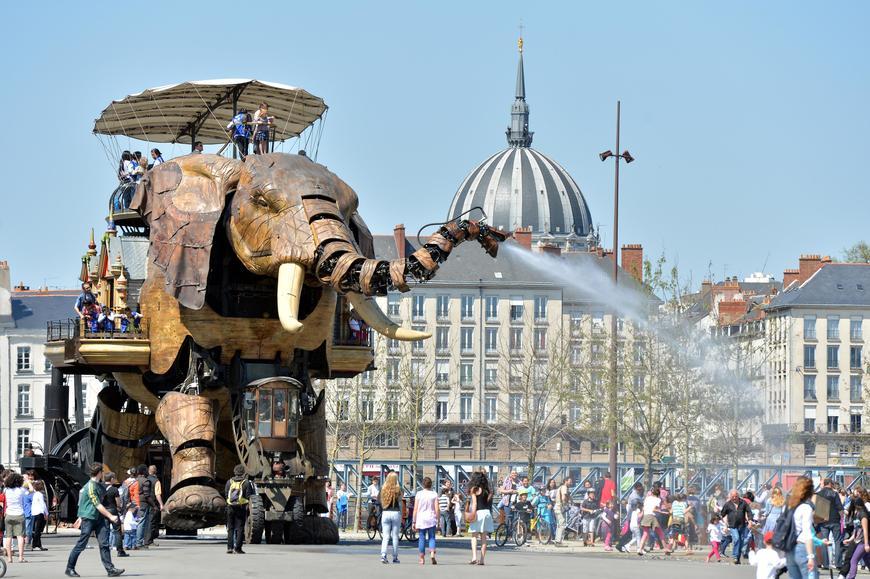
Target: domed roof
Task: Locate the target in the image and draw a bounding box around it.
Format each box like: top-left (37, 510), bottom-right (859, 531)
top-left (448, 146), bottom-right (592, 236)
top-left (447, 38), bottom-right (593, 237)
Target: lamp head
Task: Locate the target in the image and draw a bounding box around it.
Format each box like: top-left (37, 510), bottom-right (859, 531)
top-left (622, 150), bottom-right (635, 164)
top-left (599, 150), bottom-right (613, 162)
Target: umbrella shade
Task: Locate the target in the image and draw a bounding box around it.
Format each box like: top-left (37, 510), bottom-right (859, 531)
top-left (93, 79), bottom-right (327, 145)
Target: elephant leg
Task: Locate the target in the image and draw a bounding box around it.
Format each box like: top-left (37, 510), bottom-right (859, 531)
top-left (155, 391), bottom-right (226, 530)
top-left (98, 389), bottom-right (157, 476)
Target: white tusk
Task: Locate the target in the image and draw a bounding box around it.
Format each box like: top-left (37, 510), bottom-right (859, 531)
top-left (277, 263), bottom-right (305, 334)
top-left (346, 293), bottom-right (430, 342)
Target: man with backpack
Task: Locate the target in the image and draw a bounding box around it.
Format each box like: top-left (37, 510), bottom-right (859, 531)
top-left (225, 464), bottom-right (255, 554)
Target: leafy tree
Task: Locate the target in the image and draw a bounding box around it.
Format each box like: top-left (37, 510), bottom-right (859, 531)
top-left (843, 241), bottom-right (870, 263)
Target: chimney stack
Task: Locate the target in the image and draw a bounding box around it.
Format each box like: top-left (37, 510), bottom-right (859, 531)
top-left (701, 279), bottom-right (713, 293)
top-left (620, 244), bottom-right (643, 283)
top-left (798, 254), bottom-right (823, 284)
top-left (783, 269), bottom-right (799, 288)
top-left (0, 260), bottom-right (10, 292)
top-left (393, 224), bottom-right (406, 259)
top-left (513, 227), bottom-right (532, 251)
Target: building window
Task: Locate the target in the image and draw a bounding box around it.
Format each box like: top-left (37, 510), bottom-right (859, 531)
top-left (387, 293), bottom-right (400, 317)
top-left (460, 363), bottom-right (473, 386)
top-left (485, 328), bottom-right (498, 353)
top-left (804, 440), bottom-right (816, 457)
top-left (460, 395), bottom-right (472, 422)
top-left (386, 359), bottom-right (400, 383)
top-left (485, 296), bottom-right (498, 320)
top-left (44, 357), bottom-right (52, 373)
top-left (850, 346), bottom-right (863, 370)
top-left (509, 362), bottom-right (522, 386)
top-left (851, 413), bottom-right (862, 433)
top-left (804, 416), bottom-right (815, 433)
top-left (827, 376), bottom-right (839, 401)
top-left (827, 412), bottom-right (839, 433)
top-left (510, 297), bottom-right (524, 322)
top-left (484, 396), bottom-right (497, 423)
top-left (435, 327), bottom-right (449, 352)
top-left (510, 328), bottom-right (523, 351)
top-left (570, 403), bottom-right (582, 424)
top-left (804, 345), bottom-right (815, 369)
top-left (360, 395), bottom-right (375, 422)
top-left (533, 328), bottom-right (546, 352)
top-left (534, 296), bottom-right (548, 321)
top-left (509, 394), bottom-right (522, 421)
top-left (360, 370), bottom-right (373, 385)
top-left (461, 295), bottom-right (474, 320)
top-left (804, 317), bottom-right (816, 340)
top-left (337, 397), bottom-right (349, 421)
top-left (412, 295), bottom-right (425, 320)
top-left (16, 347), bottom-right (31, 373)
top-left (851, 318), bottom-right (863, 341)
top-left (851, 375), bottom-right (863, 402)
top-left (437, 431), bottom-right (472, 449)
top-left (592, 311), bottom-right (605, 335)
top-left (436, 360), bottom-right (449, 384)
top-left (803, 375), bottom-right (816, 401)
top-left (386, 395), bottom-right (399, 421)
top-left (411, 360), bottom-right (424, 380)
top-left (16, 384), bottom-right (31, 417)
top-left (436, 396), bottom-right (448, 421)
top-left (827, 316), bottom-right (840, 340)
top-left (436, 295), bottom-right (449, 320)
top-left (485, 362), bottom-right (498, 386)
top-left (412, 327), bottom-right (425, 351)
top-left (366, 431), bottom-right (399, 448)
top-left (16, 429), bottom-right (30, 458)
top-left (827, 346), bottom-right (839, 369)
top-left (460, 328), bottom-right (474, 353)
top-left (387, 338), bottom-right (399, 354)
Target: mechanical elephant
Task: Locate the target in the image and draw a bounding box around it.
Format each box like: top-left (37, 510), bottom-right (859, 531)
top-left (121, 152), bottom-right (507, 536)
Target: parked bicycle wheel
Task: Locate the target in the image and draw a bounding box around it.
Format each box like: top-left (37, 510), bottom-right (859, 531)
top-left (537, 522), bottom-right (552, 544)
top-left (494, 523), bottom-right (509, 547)
top-left (514, 520), bottom-right (528, 547)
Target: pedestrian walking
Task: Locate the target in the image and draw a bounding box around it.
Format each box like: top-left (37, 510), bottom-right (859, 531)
top-left (379, 472), bottom-right (402, 564)
top-left (65, 463), bottom-right (124, 577)
top-left (412, 477), bottom-right (439, 565)
top-left (3, 472), bottom-right (29, 564)
top-left (225, 464), bottom-right (255, 554)
top-left (784, 476), bottom-right (815, 579)
top-left (102, 472), bottom-right (128, 558)
top-left (466, 471), bottom-right (493, 566)
top-left (554, 477), bottom-right (572, 544)
top-left (638, 486), bottom-right (669, 556)
top-left (134, 465), bottom-right (154, 548)
top-left (30, 480), bottom-right (48, 551)
top-left (335, 483), bottom-right (348, 531)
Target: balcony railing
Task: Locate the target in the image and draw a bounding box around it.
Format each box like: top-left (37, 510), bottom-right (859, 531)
top-left (47, 318), bottom-right (148, 342)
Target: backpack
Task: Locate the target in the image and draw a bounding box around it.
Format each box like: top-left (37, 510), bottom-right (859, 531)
top-left (772, 505), bottom-right (799, 552)
top-left (227, 479), bottom-right (248, 506)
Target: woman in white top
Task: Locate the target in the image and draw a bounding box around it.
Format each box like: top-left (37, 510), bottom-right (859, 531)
top-left (252, 103), bottom-right (272, 155)
top-left (3, 472), bottom-right (31, 563)
top-left (785, 477), bottom-right (816, 579)
top-left (30, 480), bottom-right (48, 551)
top-left (638, 487), bottom-right (669, 555)
top-left (412, 477), bottom-right (439, 565)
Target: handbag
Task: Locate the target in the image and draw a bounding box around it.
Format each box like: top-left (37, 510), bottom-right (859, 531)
top-left (464, 494), bottom-right (478, 524)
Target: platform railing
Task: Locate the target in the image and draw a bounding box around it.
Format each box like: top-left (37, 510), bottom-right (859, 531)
top-left (46, 318), bottom-right (148, 342)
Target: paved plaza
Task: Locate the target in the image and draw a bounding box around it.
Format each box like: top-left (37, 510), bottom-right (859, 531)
top-left (22, 533), bottom-right (763, 578)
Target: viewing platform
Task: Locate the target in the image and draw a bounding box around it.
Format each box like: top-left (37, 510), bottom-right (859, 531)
top-left (45, 318), bottom-right (151, 371)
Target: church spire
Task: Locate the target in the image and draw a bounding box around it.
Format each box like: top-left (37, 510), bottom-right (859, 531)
top-left (507, 36), bottom-right (533, 147)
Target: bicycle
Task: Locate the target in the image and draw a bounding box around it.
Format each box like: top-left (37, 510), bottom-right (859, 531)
top-left (494, 515), bottom-right (529, 547)
top-left (530, 512), bottom-right (553, 544)
top-left (366, 503), bottom-right (382, 540)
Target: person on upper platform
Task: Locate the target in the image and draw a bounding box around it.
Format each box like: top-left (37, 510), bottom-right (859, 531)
top-left (227, 109), bottom-right (251, 160)
top-left (74, 283), bottom-right (97, 319)
top-left (150, 149), bottom-right (164, 165)
top-left (192, 141), bottom-right (204, 154)
top-left (252, 103), bottom-right (273, 155)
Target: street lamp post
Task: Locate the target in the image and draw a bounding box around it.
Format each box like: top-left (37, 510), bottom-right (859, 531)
top-left (599, 100), bottom-right (634, 495)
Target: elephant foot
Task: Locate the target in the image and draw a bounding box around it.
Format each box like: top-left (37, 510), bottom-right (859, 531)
top-left (161, 485), bottom-right (227, 531)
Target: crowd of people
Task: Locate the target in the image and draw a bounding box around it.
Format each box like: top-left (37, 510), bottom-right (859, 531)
top-left (324, 470), bottom-right (869, 578)
top-left (226, 102), bottom-right (274, 159)
top-left (73, 282), bottom-right (143, 335)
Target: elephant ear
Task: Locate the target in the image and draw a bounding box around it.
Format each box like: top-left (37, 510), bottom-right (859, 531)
top-left (349, 211), bottom-right (375, 259)
top-left (131, 154), bottom-right (242, 309)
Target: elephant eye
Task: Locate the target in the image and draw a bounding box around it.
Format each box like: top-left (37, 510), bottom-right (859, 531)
top-left (250, 193), bottom-right (269, 208)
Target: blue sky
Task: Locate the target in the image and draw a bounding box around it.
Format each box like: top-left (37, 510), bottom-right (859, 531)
top-left (1, 1), bottom-right (867, 289)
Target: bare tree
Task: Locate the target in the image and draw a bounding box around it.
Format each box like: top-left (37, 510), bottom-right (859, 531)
top-left (843, 241), bottom-right (870, 263)
top-left (485, 325), bottom-right (574, 476)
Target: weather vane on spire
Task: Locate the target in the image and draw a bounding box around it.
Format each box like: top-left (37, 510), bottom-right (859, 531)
top-left (518, 21), bottom-right (524, 52)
